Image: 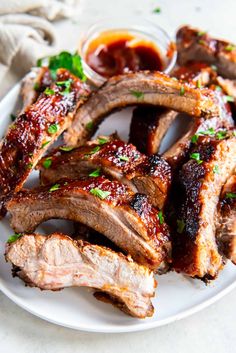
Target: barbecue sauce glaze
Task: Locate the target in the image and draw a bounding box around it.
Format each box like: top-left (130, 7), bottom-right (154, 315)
top-left (85, 31), bottom-right (164, 78)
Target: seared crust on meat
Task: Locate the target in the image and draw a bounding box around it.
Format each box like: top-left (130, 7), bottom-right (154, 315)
top-left (176, 25), bottom-right (236, 79)
top-left (5, 233), bottom-right (156, 318)
top-left (64, 71), bottom-right (222, 146)
top-left (173, 134), bottom-right (236, 278)
top-left (37, 138), bottom-right (171, 209)
top-left (0, 69), bottom-right (90, 216)
top-left (6, 177), bottom-right (171, 271)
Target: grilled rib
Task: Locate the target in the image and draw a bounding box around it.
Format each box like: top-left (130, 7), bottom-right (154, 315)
top-left (5, 233), bottom-right (156, 318)
top-left (6, 177), bottom-right (171, 272)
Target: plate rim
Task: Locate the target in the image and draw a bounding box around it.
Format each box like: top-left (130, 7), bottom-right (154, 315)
top-left (0, 80), bottom-right (236, 333)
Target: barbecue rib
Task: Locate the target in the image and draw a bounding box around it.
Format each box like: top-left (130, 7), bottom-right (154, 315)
top-left (37, 138), bottom-right (171, 209)
top-left (5, 233), bottom-right (156, 318)
top-left (0, 69), bottom-right (90, 217)
top-left (217, 174), bottom-right (236, 264)
top-left (63, 71), bottom-right (222, 146)
top-left (176, 25), bottom-right (236, 79)
top-left (6, 177), bottom-right (171, 271)
top-left (173, 133), bottom-right (236, 279)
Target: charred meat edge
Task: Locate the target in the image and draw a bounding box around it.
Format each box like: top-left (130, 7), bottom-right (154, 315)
top-left (216, 174), bottom-right (236, 264)
top-left (5, 233), bottom-right (156, 318)
top-left (63, 71), bottom-right (222, 146)
top-left (37, 138), bottom-right (172, 209)
top-left (176, 25), bottom-right (236, 79)
top-left (173, 135), bottom-right (236, 279)
top-left (129, 62), bottom-right (217, 155)
top-left (0, 69), bottom-right (90, 217)
top-left (6, 177), bottom-right (171, 272)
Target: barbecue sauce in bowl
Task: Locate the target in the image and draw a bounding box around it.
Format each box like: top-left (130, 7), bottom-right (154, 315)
top-left (84, 31), bottom-right (164, 79)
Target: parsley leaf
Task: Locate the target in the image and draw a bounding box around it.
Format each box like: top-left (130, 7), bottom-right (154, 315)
top-left (44, 88), bottom-right (55, 95)
top-left (225, 44), bottom-right (235, 52)
top-left (89, 168), bottom-right (101, 177)
top-left (130, 90), bottom-right (144, 99)
top-left (90, 188), bottom-right (111, 200)
top-left (225, 192), bottom-right (236, 199)
top-left (216, 130), bottom-right (227, 140)
top-left (49, 183), bottom-right (60, 192)
top-left (59, 146), bottom-right (74, 152)
top-left (157, 211), bottom-right (164, 225)
top-left (86, 121), bottom-right (94, 131)
top-left (119, 155), bottom-right (129, 162)
top-left (7, 233), bottom-right (22, 244)
top-left (177, 219), bottom-right (185, 234)
top-left (213, 165), bottom-right (220, 174)
top-left (223, 95), bottom-right (234, 103)
top-left (190, 152), bottom-right (203, 164)
top-left (153, 7), bottom-right (161, 13)
top-left (43, 157), bottom-right (52, 169)
top-left (56, 79), bottom-right (73, 96)
top-left (41, 141), bottom-right (51, 149)
top-left (98, 137), bottom-right (108, 145)
top-left (48, 123), bottom-right (59, 135)
top-left (180, 86), bottom-right (185, 96)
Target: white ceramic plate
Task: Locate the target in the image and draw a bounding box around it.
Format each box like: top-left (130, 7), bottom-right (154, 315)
top-left (0, 81), bottom-right (236, 333)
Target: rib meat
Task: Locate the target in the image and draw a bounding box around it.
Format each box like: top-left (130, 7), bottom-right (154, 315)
top-left (6, 177), bottom-right (171, 272)
top-left (37, 138), bottom-right (171, 209)
top-left (217, 174), bottom-right (236, 264)
top-left (176, 25), bottom-right (236, 79)
top-left (0, 69), bottom-right (90, 216)
top-left (173, 133), bottom-right (236, 279)
top-left (63, 71), bottom-right (222, 146)
top-left (5, 233), bottom-right (156, 318)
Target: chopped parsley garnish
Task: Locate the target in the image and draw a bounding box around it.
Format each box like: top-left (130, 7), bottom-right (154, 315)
top-left (98, 137), bottom-right (108, 145)
top-left (191, 128), bottom-right (215, 144)
top-left (48, 123), bottom-right (59, 135)
top-left (197, 30), bottom-right (207, 36)
top-left (119, 155), bottom-right (129, 162)
top-left (49, 183), bottom-right (60, 192)
top-left (37, 51), bottom-right (86, 81)
top-left (44, 88), bottom-right (55, 95)
top-left (7, 233), bottom-right (22, 243)
top-left (216, 130), bottom-right (227, 140)
top-left (56, 79), bottom-right (73, 96)
top-left (223, 95), bottom-right (234, 103)
top-left (89, 168), bottom-right (101, 177)
top-left (180, 86), bottom-right (185, 96)
top-left (213, 165), bottom-right (220, 174)
top-left (41, 140), bottom-right (51, 149)
top-left (190, 152), bottom-right (203, 164)
top-left (90, 188), bottom-right (111, 200)
top-left (34, 82), bottom-right (40, 91)
top-left (215, 85), bottom-right (222, 91)
top-left (43, 157), bottom-right (52, 169)
top-left (225, 192), bottom-right (236, 199)
top-left (196, 79), bottom-right (202, 88)
top-left (177, 219), bottom-right (185, 234)
top-left (130, 90), bottom-right (144, 99)
top-left (191, 134), bottom-right (199, 144)
top-left (86, 121), bottom-right (94, 131)
top-left (198, 39), bottom-right (207, 46)
top-left (157, 211), bottom-right (164, 225)
top-left (89, 146), bottom-right (100, 155)
top-left (10, 114), bottom-right (16, 122)
top-left (26, 162), bottom-right (33, 169)
top-left (153, 7), bottom-right (161, 13)
top-left (225, 44), bottom-right (235, 52)
top-left (233, 131), bottom-right (236, 137)
top-left (59, 146), bottom-right (74, 152)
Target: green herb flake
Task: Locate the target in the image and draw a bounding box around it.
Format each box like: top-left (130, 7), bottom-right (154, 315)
top-left (48, 52), bottom-right (86, 81)
top-left (130, 90), bottom-right (144, 99)
top-left (225, 192), bottom-right (236, 199)
top-left (89, 168), bottom-right (101, 177)
top-left (44, 88), bottom-right (55, 96)
top-left (7, 233), bottom-right (22, 244)
top-left (177, 219), bottom-right (185, 234)
top-left (10, 114), bottom-right (16, 122)
top-left (216, 130), bottom-right (227, 140)
top-left (26, 162), bottom-right (33, 169)
top-left (180, 86), bottom-right (185, 96)
top-left (48, 123), bottom-right (59, 135)
top-left (119, 155), bottom-right (130, 162)
top-left (41, 140), bottom-right (51, 149)
top-left (223, 95), bottom-right (234, 103)
top-left (34, 82), bottom-right (40, 91)
top-left (157, 211), bottom-right (164, 225)
top-left (98, 137), bottom-right (108, 145)
top-left (225, 44), bottom-right (235, 52)
top-left (213, 165), bottom-right (220, 174)
top-left (190, 152), bottom-right (203, 164)
top-left (90, 188), bottom-right (111, 200)
top-left (215, 85), bottom-right (222, 92)
top-left (86, 121), bottom-right (94, 131)
top-left (153, 7), bottom-right (161, 13)
top-left (43, 157), bottom-right (52, 169)
top-left (191, 134), bottom-right (199, 144)
top-left (197, 30), bottom-right (207, 36)
top-left (89, 146), bottom-right (101, 155)
top-left (198, 127), bottom-right (215, 136)
top-left (56, 79), bottom-right (73, 96)
top-left (49, 183), bottom-right (60, 192)
top-left (198, 39), bottom-right (207, 46)
top-left (59, 146), bottom-right (74, 152)
top-left (196, 79), bottom-right (202, 88)
top-left (37, 58), bottom-right (43, 67)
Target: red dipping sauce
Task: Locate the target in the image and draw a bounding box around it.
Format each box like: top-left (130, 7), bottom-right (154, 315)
top-left (85, 31), bottom-right (164, 78)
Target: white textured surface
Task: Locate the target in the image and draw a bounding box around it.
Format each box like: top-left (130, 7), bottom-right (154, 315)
top-left (0, 0), bottom-right (236, 351)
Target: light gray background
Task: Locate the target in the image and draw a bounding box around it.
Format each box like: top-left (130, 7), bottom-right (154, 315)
top-left (0, 0), bottom-right (235, 352)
